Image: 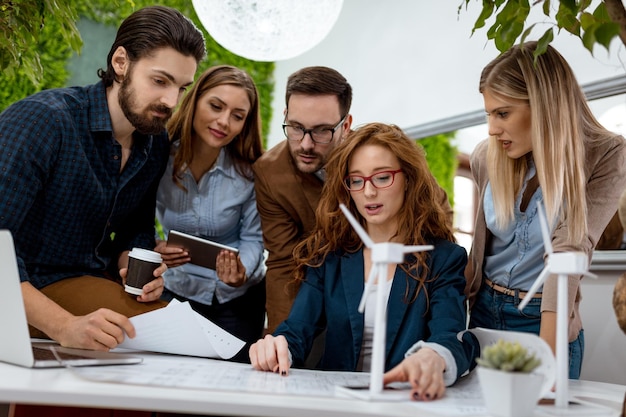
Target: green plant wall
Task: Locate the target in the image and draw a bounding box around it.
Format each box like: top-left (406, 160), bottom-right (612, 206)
top-left (0, 0), bottom-right (275, 142)
top-left (416, 131), bottom-right (458, 207)
top-left (0, 17), bottom-right (73, 111)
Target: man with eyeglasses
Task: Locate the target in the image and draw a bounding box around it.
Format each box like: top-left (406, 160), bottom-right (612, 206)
top-left (253, 66), bottom-right (353, 334)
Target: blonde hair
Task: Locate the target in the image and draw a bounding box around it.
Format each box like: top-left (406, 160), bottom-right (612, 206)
top-left (480, 41), bottom-right (614, 246)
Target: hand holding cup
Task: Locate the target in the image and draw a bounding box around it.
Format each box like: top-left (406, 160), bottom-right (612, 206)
top-left (125, 248), bottom-right (163, 296)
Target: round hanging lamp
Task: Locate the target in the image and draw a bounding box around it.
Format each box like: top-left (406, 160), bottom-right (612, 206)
top-left (192, 0), bottom-right (344, 62)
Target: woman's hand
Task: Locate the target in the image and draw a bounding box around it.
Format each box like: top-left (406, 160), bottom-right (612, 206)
top-left (154, 239), bottom-right (190, 268)
top-left (383, 347), bottom-right (446, 401)
top-left (249, 334), bottom-right (291, 375)
top-left (216, 250), bottom-right (247, 287)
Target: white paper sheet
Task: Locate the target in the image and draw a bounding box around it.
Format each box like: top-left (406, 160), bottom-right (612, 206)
top-left (117, 299), bottom-right (245, 359)
top-left (73, 355), bottom-right (371, 397)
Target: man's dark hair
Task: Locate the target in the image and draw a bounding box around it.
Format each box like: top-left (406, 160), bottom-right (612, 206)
top-left (285, 66), bottom-right (352, 117)
top-left (98, 6), bottom-right (206, 87)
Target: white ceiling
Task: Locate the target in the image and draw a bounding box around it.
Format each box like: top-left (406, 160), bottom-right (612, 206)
top-left (267, 1), bottom-right (626, 150)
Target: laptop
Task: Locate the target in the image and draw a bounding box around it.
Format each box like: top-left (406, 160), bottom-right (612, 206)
top-left (0, 230), bottom-right (143, 368)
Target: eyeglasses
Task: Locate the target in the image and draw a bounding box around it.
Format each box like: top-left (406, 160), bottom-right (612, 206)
top-left (343, 169), bottom-right (403, 192)
top-left (282, 116), bottom-right (346, 144)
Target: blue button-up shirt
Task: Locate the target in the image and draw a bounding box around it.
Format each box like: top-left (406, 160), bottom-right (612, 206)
top-left (0, 81), bottom-right (170, 288)
top-left (156, 146), bottom-right (265, 305)
top-left (483, 165), bottom-right (546, 291)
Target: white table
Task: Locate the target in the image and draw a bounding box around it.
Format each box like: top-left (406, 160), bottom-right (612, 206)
top-left (0, 352), bottom-right (624, 417)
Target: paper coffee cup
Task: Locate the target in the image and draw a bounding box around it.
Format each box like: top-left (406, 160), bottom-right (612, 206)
top-left (125, 248), bottom-right (162, 296)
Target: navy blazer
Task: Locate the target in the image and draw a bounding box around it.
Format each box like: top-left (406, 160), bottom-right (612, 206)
top-left (275, 239), bottom-right (478, 381)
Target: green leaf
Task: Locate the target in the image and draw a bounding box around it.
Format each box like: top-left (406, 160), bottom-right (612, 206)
top-left (560, 0), bottom-right (578, 13)
top-left (534, 28), bottom-right (554, 61)
top-left (501, 21), bottom-right (524, 48)
top-left (542, 0), bottom-right (551, 16)
top-left (593, 2), bottom-right (611, 22)
top-left (579, 0), bottom-right (593, 12)
top-left (491, 0), bottom-right (527, 52)
top-left (520, 23), bottom-right (536, 44)
top-left (487, 22), bottom-right (500, 40)
top-left (580, 12), bottom-right (596, 31)
top-left (556, 3), bottom-right (581, 36)
top-left (594, 22), bottom-right (620, 50)
top-left (582, 25), bottom-right (597, 53)
top-left (473, 1), bottom-right (495, 31)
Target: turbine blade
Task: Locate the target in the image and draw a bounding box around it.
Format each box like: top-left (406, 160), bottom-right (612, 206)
top-left (358, 264), bottom-right (379, 313)
top-left (339, 203), bottom-right (374, 248)
top-left (536, 202), bottom-right (553, 255)
top-left (583, 271), bottom-right (598, 280)
top-left (403, 245), bottom-right (434, 253)
top-left (518, 267), bottom-right (550, 311)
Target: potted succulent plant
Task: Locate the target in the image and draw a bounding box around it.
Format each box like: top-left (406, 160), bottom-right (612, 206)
top-left (476, 339), bottom-right (544, 417)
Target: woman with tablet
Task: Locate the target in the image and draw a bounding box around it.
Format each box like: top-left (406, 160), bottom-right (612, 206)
top-left (155, 65), bottom-right (266, 363)
top-left (249, 123), bottom-right (478, 401)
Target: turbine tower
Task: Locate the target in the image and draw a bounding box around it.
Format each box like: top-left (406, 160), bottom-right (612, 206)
top-left (339, 203), bottom-right (433, 397)
top-left (518, 202), bottom-right (596, 410)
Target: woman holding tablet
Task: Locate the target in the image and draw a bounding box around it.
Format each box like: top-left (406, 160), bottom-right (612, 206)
top-left (155, 65), bottom-right (265, 362)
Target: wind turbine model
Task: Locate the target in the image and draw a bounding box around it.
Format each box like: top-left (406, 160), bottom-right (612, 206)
top-left (518, 202), bottom-right (596, 411)
top-left (338, 203), bottom-right (433, 398)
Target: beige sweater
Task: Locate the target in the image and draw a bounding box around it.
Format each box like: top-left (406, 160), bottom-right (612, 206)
top-left (465, 136), bottom-right (626, 341)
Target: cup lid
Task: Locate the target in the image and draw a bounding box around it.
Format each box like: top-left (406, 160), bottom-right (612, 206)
top-left (129, 247), bottom-right (162, 263)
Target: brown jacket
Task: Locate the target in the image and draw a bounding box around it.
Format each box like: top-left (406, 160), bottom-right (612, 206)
top-left (253, 140), bottom-right (323, 332)
top-left (466, 137), bottom-right (626, 341)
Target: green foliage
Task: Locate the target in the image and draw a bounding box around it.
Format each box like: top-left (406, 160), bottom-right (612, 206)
top-left (0, 0), bottom-right (275, 142)
top-left (476, 339), bottom-right (542, 373)
top-left (0, 0), bottom-right (81, 85)
top-left (460, 0), bottom-right (623, 57)
top-left (0, 15), bottom-right (73, 111)
top-left (75, 0), bottom-right (275, 143)
top-left (417, 132), bottom-right (458, 208)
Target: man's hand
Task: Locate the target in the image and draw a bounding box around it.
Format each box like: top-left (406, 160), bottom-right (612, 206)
top-left (119, 261), bottom-right (166, 302)
top-left (58, 308), bottom-right (136, 351)
top-left (249, 334), bottom-right (291, 375)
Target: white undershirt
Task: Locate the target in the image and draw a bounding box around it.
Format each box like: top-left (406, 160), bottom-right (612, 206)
top-left (357, 281), bottom-right (393, 372)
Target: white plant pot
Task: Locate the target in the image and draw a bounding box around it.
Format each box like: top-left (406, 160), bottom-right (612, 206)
top-left (477, 367), bottom-right (545, 417)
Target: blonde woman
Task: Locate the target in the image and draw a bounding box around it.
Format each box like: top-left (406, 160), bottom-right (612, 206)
top-left (466, 41), bottom-right (626, 378)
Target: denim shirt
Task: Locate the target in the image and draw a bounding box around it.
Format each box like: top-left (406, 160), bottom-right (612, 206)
top-left (156, 146), bottom-right (265, 305)
top-left (0, 82), bottom-right (169, 287)
top-left (483, 165), bottom-right (546, 291)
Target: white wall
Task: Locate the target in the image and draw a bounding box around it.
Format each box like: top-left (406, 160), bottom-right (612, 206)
top-left (267, 1), bottom-right (626, 149)
top-left (582, 259), bottom-right (626, 385)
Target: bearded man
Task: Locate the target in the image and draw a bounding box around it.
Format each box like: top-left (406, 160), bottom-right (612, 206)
top-left (0, 5), bottom-right (205, 351)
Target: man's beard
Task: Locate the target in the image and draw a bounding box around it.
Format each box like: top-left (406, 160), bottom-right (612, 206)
top-left (118, 76), bottom-right (172, 135)
top-left (290, 148), bottom-right (325, 174)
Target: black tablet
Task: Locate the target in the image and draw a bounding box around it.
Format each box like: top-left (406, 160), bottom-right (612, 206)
top-left (166, 230), bottom-right (238, 270)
